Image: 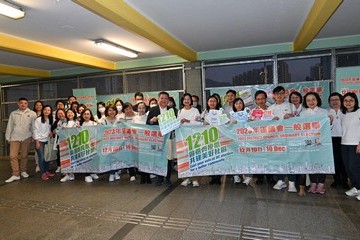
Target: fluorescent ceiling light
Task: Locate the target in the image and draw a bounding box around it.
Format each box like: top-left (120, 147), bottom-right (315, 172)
top-left (95, 40), bottom-right (138, 58)
top-left (0, 0), bottom-right (25, 19)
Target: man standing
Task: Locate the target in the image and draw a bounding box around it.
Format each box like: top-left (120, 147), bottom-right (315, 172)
top-left (5, 97), bottom-right (37, 183)
top-left (146, 91), bottom-right (177, 187)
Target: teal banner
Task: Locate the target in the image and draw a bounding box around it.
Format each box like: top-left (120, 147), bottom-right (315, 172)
top-left (336, 66), bottom-right (360, 99)
top-left (176, 115), bottom-right (334, 177)
top-left (58, 122), bottom-right (167, 176)
top-left (73, 88), bottom-right (97, 114)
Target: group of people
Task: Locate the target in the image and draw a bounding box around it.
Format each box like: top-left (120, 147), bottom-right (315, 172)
top-left (4, 87), bottom-right (360, 200)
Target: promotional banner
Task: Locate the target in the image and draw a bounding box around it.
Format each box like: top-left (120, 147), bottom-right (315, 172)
top-left (336, 66), bottom-right (360, 99)
top-left (158, 108), bottom-right (181, 135)
top-left (58, 122), bottom-right (167, 176)
top-left (209, 80), bottom-right (331, 108)
top-left (73, 88), bottom-right (97, 114)
top-left (176, 115), bottom-right (334, 178)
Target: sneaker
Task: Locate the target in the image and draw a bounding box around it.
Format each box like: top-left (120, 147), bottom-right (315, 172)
top-left (288, 181), bottom-right (297, 192)
top-left (181, 178), bottom-right (191, 186)
top-left (356, 195), bottom-right (360, 201)
top-left (308, 183), bottom-right (317, 193)
top-left (316, 183), bottom-right (326, 194)
top-left (114, 172), bottom-right (120, 180)
top-left (35, 165), bottom-right (40, 173)
top-left (90, 174), bottom-right (99, 180)
top-left (69, 173), bottom-right (75, 180)
top-left (243, 177), bottom-right (252, 186)
top-left (192, 180), bottom-right (200, 187)
top-left (5, 175), bottom-right (20, 183)
top-left (234, 175), bottom-right (241, 184)
top-left (150, 174), bottom-right (156, 179)
top-left (21, 172), bottom-right (29, 178)
top-left (345, 187), bottom-right (359, 197)
top-left (273, 180), bottom-right (287, 190)
top-left (46, 171), bottom-right (55, 177)
top-left (85, 176), bottom-right (93, 183)
top-left (130, 176), bottom-right (136, 182)
top-left (55, 167), bottom-right (61, 173)
top-left (60, 174), bottom-right (71, 183)
top-left (109, 174), bottom-right (115, 182)
top-left (41, 173), bottom-right (49, 181)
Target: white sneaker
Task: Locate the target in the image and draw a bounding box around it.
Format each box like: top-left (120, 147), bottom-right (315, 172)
top-left (273, 180), bottom-right (287, 190)
top-left (90, 174), bottom-right (99, 180)
top-left (356, 195), bottom-right (360, 201)
top-left (60, 175), bottom-right (70, 183)
top-left (5, 175), bottom-right (20, 183)
top-left (181, 178), bottom-right (191, 186)
top-left (150, 174), bottom-right (156, 179)
top-left (234, 175), bottom-right (241, 184)
top-left (109, 174), bottom-right (115, 182)
top-left (69, 173), bottom-right (75, 180)
top-left (114, 172), bottom-right (120, 180)
top-left (243, 177), bottom-right (252, 185)
top-left (85, 176), bottom-right (93, 183)
top-left (130, 176), bottom-right (136, 182)
top-left (55, 167), bottom-right (61, 173)
top-left (288, 181), bottom-right (297, 192)
top-left (192, 180), bottom-right (200, 187)
top-left (35, 166), bottom-right (40, 173)
top-left (345, 187), bottom-right (359, 196)
top-left (21, 172), bottom-right (29, 178)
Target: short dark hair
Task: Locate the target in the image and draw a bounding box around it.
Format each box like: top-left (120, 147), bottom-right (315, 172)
top-left (289, 91), bottom-right (302, 104)
top-left (211, 93), bottom-right (222, 107)
top-left (273, 86), bottom-right (285, 94)
top-left (192, 95), bottom-right (200, 101)
top-left (68, 95), bottom-right (76, 101)
top-left (226, 89), bottom-right (236, 96)
top-left (232, 98), bottom-right (245, 112)
top-left (158, 91), bottom-right (169, 98)
top-left (55, 100), bottom-right (65, 108)
top-left (206, 95), bottom-right (220, 111)
top-left (105, 105), bottom-right (118, 117)
top-left (134, 92), bottom-right (144, 98)
top-left (181, 93), bottom-right (193, 108)
top-left (303, 92), bottom-right (322, 108)
top-left (255, 90), bottom-right (267, 99)
top-left (65, 108), bottom-right (77, 121)
top-left (123, 102), bottom-right (133, 111)
top-left (342, 92), bottom-right (359, 114)
top-left (328, 92), bottom-right (343, 103)
top-left (18, 97), bottom-right (28, 102)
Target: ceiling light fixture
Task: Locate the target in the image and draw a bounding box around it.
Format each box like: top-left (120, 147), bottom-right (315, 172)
top-left (94, 40), bottom-right (138, 58)
top-left (0, 0), bottom-right (25, 19)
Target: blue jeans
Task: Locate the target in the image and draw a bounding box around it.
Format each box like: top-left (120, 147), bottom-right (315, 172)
top-left (342, 145), bottom-right (360, 189)
top-left (35, 141), bottom-right (49, 174)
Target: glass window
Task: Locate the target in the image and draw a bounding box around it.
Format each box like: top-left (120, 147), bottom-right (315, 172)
top-left (278, 56), bottom-right (331, 83)
top-left (337, 53), bottom-right (360, 67)
top-left (2, 103), bottom-right (19, 119)
top-left (40, 79), bottom-right (78, 99)
top-left (3, 84), bottom-right (38, 102)
top-left (125, 69), bottom-right (183, 93)
top-left (205, 62), bottom-right (273, 88)
top-left (79, 75), bottom-right (123, 95)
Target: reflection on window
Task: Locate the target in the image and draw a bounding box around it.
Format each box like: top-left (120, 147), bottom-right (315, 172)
top-left (126, 69), bottom-right (183, 93)
top-left (3, 84), bottom-right (38, 102)
top-left (337, 53), bottom-right (360, 67)
top-left (205, 62), bottom-right (273, 88)
top-left (80, 75), bottom-right (123, 95)
top-left (40, 79), bottom-right (78, 99)
top-left (278, 56), bottom-right (331, 83)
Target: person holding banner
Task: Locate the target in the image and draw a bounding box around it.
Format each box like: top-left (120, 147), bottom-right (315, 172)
top-left (269, 86), bottom-right (297, 192)
top-left (289, 91), bottom-right (303, 116)
top-left (328, 92), bottom-right (348, 189)
top-left (301, 92), bottom-right (333, 194)
top-left (101, 105), bottom-right (121, 182)
top-left (147, 91), bottom-right (178, 187)
top-left (51, 109), bottom-right (67, 174)
top-left (223, 89), bottom-right (236, 118)
top-left (178, 93), bottom-right (201, 187)
top-left (341, 93), bottom-right (360, 200)
top-left (80, 109), bottom-right (99, 183)
top-left (33, 105), bottom-right (55, 181)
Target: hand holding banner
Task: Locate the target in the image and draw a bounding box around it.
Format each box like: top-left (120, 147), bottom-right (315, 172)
top-left (158, 108), bottom-right (180, 135)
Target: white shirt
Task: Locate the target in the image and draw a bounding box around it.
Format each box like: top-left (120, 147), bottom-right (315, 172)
top-left (268, 102), bottom-right (294, 119)
top-left (101, 117), bottom-right (119, 126)
top-left (132, 114), bottom-right (147, 124)
top-left (81, 120), bottom-right (97, 126)
top-left (341, 109), bottom-right (360, 145)
top-left (33, 117), bottom-right (51, 142)
top-left (300, 106), bottom-right (329, 117)
top-left (291, 104), bottom-right (303, 117)
top-left (94, 114), bottom-right (106, 124)
top-left (223, 104), bottom-right (233, 118)
top-left (328, 109), bottom-right (343, 137)
top-left (65, 120), bottom-right (77, 128)
top-left (178, 107), bottom-right (201, 125)
top-left (6, 108), bottom-right (37, 141)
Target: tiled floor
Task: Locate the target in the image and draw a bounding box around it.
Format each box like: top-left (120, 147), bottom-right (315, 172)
top-left (0, 158), bottom-right (359, 240)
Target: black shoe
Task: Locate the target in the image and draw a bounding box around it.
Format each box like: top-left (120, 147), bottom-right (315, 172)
top-left (209, 177), bottom-right (216, 185)
top-left (155, 177), bottom-right (164, 186)
top-left (342, 182), bottom-right (350, 189)
top-left (256, 177), bottom-right (264, 185)
top-left (266, 175), bottom-right (276, 184)
top-left (330, 181), bottom-right (338, 188)
top-left (165, 179), bottom-right (172, 187)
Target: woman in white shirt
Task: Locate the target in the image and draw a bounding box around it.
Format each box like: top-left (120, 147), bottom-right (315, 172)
top-left (178, 93), bottom-right (201, 187)
top-left (33, 105), bottom-right (54, 181)
top-left (94, 102), bottom-right (106, 124)
top-left (328, 92), bottom-right (347, 189)
top-left (289, 91), bottom-right (303, 117)
top-left (341, 93), bottom-right (360, 200)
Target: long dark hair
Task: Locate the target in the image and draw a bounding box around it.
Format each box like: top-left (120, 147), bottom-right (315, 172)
top-left (80, 109), bottom-right (95, 126)
top-left (97, 102), bottom-right (106, 119)
top-left (206, 95), bottom-right (220, 111)
top-left (40, 105), bottom-right (53, 124)
top-left (55, 108), bottom-right (66, 122)
top-left (232, 98), bottom-right (245, 112)
top-left (33, 100), bottom-right (44, 113)
top-left (342, 92), bottom-right (359, 114)
top-left (180, 93), bottom-right (193, 109)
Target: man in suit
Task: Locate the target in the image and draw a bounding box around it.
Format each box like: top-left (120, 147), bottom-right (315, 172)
top-left (146, 91), bottom-right (177, 187)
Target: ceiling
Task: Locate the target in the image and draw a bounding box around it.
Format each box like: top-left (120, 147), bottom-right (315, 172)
top-left (0, 0), bottom-right (359, 82)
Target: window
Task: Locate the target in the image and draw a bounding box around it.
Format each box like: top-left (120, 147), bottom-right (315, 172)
top-left (79, 75), bottom-right (123, 95)
top-left (337, 52), bottom-right (360, 67)
top-left (40, 79), bottom-right (78, 99)
top-left (3, 84), bottom-right (38, 102)
top-left (204, 61), bottom-right (273, 88)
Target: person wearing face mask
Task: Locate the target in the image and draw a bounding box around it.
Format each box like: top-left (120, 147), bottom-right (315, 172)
top-left (115, 99), bottom-right (125, 120)
top-left (94, 102), bottom-right (106, 124)
top-left (148, 98), bottom-right (158, 109)
top-left (192, 95), bottom-right (202, 113)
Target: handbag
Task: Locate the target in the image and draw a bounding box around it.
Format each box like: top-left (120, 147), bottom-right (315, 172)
top-left (44, 137), bottom-right (58, 162)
